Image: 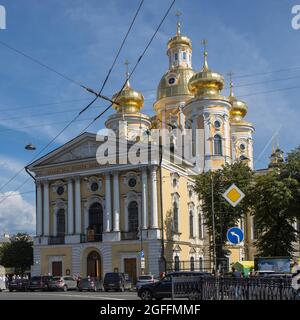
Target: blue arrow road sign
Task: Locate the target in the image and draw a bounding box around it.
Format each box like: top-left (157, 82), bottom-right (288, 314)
top-left (227, 227), bottom-right (244, 245)
top-left (140, 250), bottom-right (145, 258)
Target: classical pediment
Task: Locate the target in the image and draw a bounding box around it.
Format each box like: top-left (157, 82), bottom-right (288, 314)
top-left (28, 132), bottom-right (100, 168)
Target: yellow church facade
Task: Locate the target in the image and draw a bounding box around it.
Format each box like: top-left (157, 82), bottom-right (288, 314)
top-left (27, 18), bottom-right (258, 281)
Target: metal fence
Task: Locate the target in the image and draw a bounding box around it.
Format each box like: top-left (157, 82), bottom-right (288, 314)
top-left (171, 276), bottom-right (298, 300)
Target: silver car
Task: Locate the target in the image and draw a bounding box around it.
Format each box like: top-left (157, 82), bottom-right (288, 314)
top-left (49, 276), bottom-right (78, 291)
top-left (136, 275), bottom-right (158, 291)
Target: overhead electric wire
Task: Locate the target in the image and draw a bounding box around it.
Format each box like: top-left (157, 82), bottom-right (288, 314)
top-left (233, 65), bottom-right (300, 79)
top-left (0, 0), bottom-right (176, 205)
top-left (238, 84), bottom-right (300, 98)
top-left (0, 39), bottom-right (86, 89)
top-left (0, 0), bottom-right (145, 196)
top-left (79, 0), bottom-right (176, 132)
top-left (0, 98), bottom-right (90, 113)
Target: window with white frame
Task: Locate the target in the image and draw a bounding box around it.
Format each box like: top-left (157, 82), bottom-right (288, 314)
top-left (56, 209), bottom-right (65, 237)
top-left (128, 201), bottom-right (139, 233)
top-left (198, 209), bottom-right (204, 240)
top-left (189, 210), bottom-right (194, 238)
top-left (213, 134), bottom-right (222, 156)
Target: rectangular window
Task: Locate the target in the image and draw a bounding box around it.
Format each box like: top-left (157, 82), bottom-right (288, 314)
top-left (183, 52), bottom-right (186, 60)
top-left (174, 53), bottom-right (178, 60)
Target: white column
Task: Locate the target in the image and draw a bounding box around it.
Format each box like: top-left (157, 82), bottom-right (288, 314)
top-left (224, 114), bottom-right (231, 163)
top-left (141, 169), bottom-right (148, 229)
top-left (124, 198), bottom-right (129, 232)
top-left (204, 113), bottom-right (212, 170)
top-left (75, 177), bottom-right (81, 234)
top-left (105, 173), bottom-right (112, 232)
top-left (113, 172), bottom-right (120, 231)
top-left (150, 167), bottom-right (158, 228)
top-left (43, 180), bottom-right (49, 236)
top-left (36, 181), bottom-right (43, 236)
top-left (67, 178), bottom-right (74, 234)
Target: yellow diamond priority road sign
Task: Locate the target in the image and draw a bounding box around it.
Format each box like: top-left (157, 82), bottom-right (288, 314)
top-left (222, 184), bottom-right (245, 207)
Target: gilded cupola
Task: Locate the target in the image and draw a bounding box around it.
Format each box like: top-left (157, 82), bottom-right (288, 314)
top-left (156, 12), bottom-right (195, 101)
top-left (228, 80), bottom-right (248, 122)
top-left (105, 60), bottom-right (151, 140)
top-left (188, 40), bottom-right (225, 98)
top-left (112, 70), bottom-right (144, 114)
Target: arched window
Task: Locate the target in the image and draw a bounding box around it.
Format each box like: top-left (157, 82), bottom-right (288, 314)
top-left (182, 52), bottom-right (186, 60)
top-left (57, 209), bottom-right (65, 237)
top-left (89, 203), bottom-right (103, 241)
top-left (174, 256), bottom-right (180, 271)
top-left (199, 257), bottom-right (204, 271)
top-left (198, 212), bottom-right (204, 239)
top-left (213, 135), bottom-right (222, 156)
top-left (128, 201), bottom-right (139, 233)
top-left (190, 257), bottom-right (195, 271)
top-left (173, 202), bottom-right (179, 232)
top-left (189, 210), bottom-right (194, 238)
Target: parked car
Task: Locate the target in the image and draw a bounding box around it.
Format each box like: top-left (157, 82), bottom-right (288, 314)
top-left (77, 277), bottom-right (102, 292)
top-left (136, 275), bottom-right (159, 290)
top-left (8, 278), bottom-right (29, 292)
top-left (27, 276), bottom-right (53, 291)
top-left (138, 271), bottom-right (212, 300)
top-left (103, 272), bottom-right (127, 292)
top-left (48, 276), bottom-right (78, 291)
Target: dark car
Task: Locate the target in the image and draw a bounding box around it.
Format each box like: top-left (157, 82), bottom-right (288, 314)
top-left (8, 278), bottom-right (29, 292)
top-left (77, 277), bottom-right (102, 292)
top-left (27, 276), bottom-right (53, 291)
top-left (103, 272), bottom-right (127, 292)
top-left (138, 271), bottom-right (212, 300)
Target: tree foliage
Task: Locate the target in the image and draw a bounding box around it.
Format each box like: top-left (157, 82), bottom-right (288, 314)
top-left (194, 162), bottom-right (253, 262)
top-left (250, 171), bottom-right (298, 257)
top-left (0, 233), bottom-right (33, 275)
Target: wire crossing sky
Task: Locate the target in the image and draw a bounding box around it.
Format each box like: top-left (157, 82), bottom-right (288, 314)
top-left (0, 0), bottom-right (299, 234)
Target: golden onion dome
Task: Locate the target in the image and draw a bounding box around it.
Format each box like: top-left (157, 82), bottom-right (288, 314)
top-left (188, 49), bottom-right (224, 97)
top-left (167, 14), bottom-right (192, 50)
top-left (167, 34), bottom-right (192, 50)
top-left (228, 81), bottom-right (248, 122)
top-left (156, 67), bottom-right (196, 100)
top-left (112, 79), bottom-right (144, 113)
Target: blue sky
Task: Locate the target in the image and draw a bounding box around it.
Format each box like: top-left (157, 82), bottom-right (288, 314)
top-left (0, 0), bottom-right (299, 234)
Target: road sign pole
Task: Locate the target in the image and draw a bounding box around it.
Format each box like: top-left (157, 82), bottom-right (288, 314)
top-left (211, 173), bottom-right (217, 274)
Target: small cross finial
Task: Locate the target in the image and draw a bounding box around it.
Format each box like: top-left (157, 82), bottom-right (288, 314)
top-left (227, 71), bottom-right (234, 97)
top-left (201, 39), bottom-right (208, 70)
top-left (124, 59), bottom-right (130, 79)
top-left (202, 39), bottom-right (208, 51)
top-left (175, 11), bottom-right (182, 35)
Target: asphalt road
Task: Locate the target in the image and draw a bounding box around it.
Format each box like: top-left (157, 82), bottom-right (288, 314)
top-left (0, 290), bottom-right (140, 300)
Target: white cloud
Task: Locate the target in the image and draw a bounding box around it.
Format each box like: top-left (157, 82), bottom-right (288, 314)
top-left (0, 155), bottom-right (24, 174)
top-left (0, 191), bottom-right (35, 235)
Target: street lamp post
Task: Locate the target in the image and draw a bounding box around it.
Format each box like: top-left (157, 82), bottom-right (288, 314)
top-left (211, 173), bottom-right (217, 274)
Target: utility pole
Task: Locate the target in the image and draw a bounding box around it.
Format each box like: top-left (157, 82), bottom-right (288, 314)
top-left (211, 173), bottom-right (217, 273)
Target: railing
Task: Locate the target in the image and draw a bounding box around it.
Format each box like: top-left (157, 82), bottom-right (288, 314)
top-left (121, 231), bottom-right (139, 240)
top-left (48, 236), bottom-right (65, 245)
top-left (166, 260), bottom-right (211, 273)
top-left (171, 276), bottom-right (298, 300)
top-left (80, 229), bottom-right (102, 243)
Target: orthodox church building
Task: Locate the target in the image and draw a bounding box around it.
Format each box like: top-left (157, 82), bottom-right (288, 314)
top-left (27, 18), bottom-right (257, 281)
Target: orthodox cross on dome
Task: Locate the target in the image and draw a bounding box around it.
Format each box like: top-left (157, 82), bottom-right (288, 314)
top-left (227, 71), bottom-right (234, 97)
top-left (175, 11), bottom-right (182, 35)
top-left (124, 59), bottom-right (130, 79)
top-left (201, 39), bottom-right (209, 71)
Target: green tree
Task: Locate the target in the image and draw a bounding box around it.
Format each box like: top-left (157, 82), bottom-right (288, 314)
top-left (194, 162), bottom-right (253, 266)
top-left (283, 146), bottom-right (300, 217)
top-left (250, 171), bottom-right (299, 257)
top-left (0, 233), bottom-right (33, 275)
